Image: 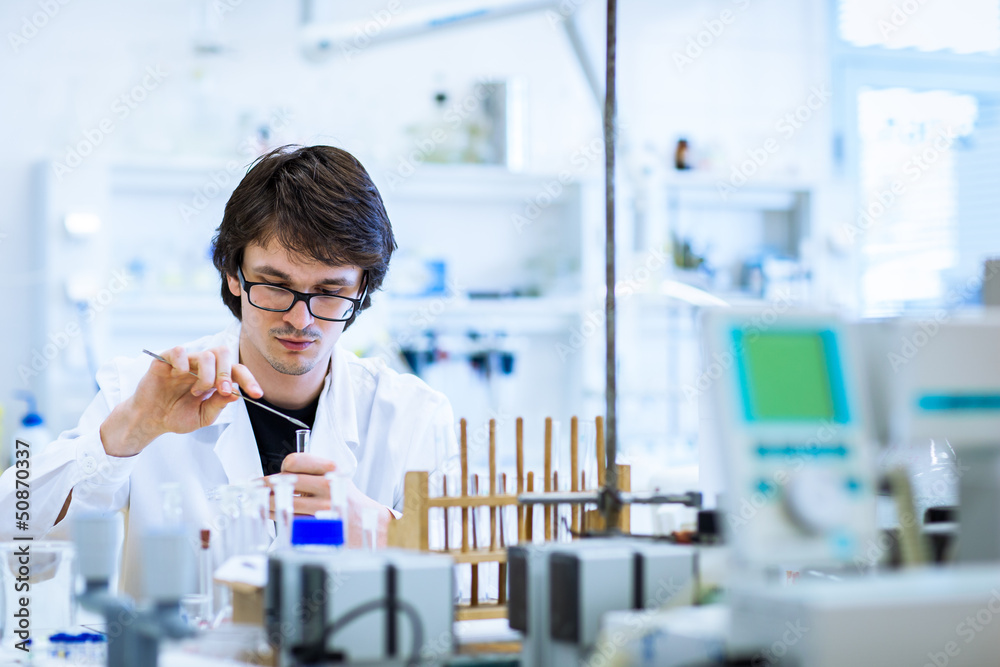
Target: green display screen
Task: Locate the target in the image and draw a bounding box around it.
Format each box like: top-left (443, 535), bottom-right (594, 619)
top-left (740, 332), bottom-right (837, 421)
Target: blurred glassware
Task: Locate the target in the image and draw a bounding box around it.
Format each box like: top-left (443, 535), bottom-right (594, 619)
top-left (0, 542), bottom-right (76, 649)
top-left (879, 438), bottom-right (959, 524)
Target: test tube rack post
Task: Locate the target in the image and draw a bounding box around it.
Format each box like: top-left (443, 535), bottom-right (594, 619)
top-left (387, 415), bottom-right (630, 622)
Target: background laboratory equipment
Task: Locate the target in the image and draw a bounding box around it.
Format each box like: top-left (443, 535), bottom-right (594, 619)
top-left (266, 547), bottom-right (453, 666)
top-left (694, 311), bottom-right (1000, 667)
top-left (700, 309), bottom-right (879, 572)
top-left (74, 515), bottom-right (196, 667)
top-left (878, 436), bottom-right (960, 526)
top-left (0, 541), bottom-right (76, 650)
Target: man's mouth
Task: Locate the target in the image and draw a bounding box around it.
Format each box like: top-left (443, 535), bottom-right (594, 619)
top-left (276, 337), bottom-right (315, 352)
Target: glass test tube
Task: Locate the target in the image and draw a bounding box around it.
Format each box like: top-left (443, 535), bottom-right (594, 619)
top-left (272, 473), bottom-right (298, 550)
top-left (197, 529), bottom-right (213, 626)
top-left (295, 429), bottom-right (310, 453)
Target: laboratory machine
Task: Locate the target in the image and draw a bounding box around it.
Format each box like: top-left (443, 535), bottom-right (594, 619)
top-left (598, 310), bottom-right (1000, 666)
top-left (700, 309), bottom-right (880, 572)
top-left (266, 547), bottom-right (454, 667)
top-left (509, 538), bottom-right (697, 667)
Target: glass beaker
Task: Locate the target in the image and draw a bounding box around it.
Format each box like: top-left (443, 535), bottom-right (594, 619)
top-left (910, 439), bottom-right (960, 523)
top-left (879, 437), bottom-right (959, 525)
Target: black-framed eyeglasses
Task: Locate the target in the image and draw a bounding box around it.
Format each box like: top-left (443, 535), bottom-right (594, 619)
top-left (237, 266), bottom-right (368, 322)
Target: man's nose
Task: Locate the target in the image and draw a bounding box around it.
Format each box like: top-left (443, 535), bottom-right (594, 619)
top-left (283, 299), bottom-right (314, 330)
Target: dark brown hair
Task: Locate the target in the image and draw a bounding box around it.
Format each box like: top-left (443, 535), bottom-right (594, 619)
top-left (212, 145), bottom-right (395, 325)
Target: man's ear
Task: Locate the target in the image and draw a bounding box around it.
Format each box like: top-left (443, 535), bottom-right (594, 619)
top-left (226, 273), bottom-right (241, 297)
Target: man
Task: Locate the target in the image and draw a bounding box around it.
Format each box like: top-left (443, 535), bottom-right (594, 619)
top-left (0, 145), bottom-right (455, 597)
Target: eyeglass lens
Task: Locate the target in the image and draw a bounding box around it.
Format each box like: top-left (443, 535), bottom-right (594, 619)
top-left (248, 284), bottom-right (355, 320)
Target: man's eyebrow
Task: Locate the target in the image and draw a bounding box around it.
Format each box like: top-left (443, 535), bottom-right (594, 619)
top-left (251, 264), bottom-right (356, 286)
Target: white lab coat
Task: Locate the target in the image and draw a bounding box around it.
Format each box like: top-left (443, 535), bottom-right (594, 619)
top-left (0, 322), bottom-right (455, 598)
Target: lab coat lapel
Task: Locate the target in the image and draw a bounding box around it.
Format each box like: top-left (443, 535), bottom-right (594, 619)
top-left (211, 399), bottom-right (273, 539)
top-left (212, 399), bottom-right (264, 484)
top-left (309, 346), bottom-right (360, 476)
top-left (209, 321), bottom-right (263, 484)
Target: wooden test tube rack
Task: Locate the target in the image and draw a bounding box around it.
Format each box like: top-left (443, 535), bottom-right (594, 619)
top-left (387, 416), bottom-right (630, 622)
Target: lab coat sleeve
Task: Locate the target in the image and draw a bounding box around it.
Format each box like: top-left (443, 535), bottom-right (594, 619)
top-left (391, 388), bottom-right (457, 518)
top-left (0, 359), bottom-right (138, 541)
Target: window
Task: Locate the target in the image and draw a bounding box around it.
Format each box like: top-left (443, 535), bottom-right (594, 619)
top-left (839, 0), bottom-right (1000, 54)
top-left (857, 88), bottom-right (978, 314)
top-left (833, 0), bottom-right (1000, 314)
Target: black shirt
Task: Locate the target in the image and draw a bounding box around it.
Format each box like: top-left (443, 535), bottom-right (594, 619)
top-left (245, 395), bottom-right (320, 476)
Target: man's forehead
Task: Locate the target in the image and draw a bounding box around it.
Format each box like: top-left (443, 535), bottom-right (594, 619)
top-left (244, 242), bottom-right (361, 278)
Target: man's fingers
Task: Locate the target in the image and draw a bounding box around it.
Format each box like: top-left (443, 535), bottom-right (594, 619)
top-left (212, 346), bottom-right (233, 396)
top-left (292, 497), bottom-right (331, 515)
top-left (231, 363), bottom-right (263, 399)
top-left (292, 474), bottom-right (333, 498)
top-left (189, 351), bottom-right (216, 396)
top-left (200, 390), bottom-right (240, 425)
top-left (280, 453), bottom-right (336, 477)
top-left (265, 492), bottom-right (330, 517)
top-left (264, 501), bottom-right (330, 519)
top-left (150, 346), bottom-right (189, 377)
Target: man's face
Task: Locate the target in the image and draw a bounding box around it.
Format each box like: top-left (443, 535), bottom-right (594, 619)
top-left (226, 240), bottom-right (364, 377)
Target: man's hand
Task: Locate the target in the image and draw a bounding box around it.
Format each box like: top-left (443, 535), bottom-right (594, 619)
top-left (267, 453), bottom-right (393, 548)
top-left (100, 346), bottom-right (263, 457)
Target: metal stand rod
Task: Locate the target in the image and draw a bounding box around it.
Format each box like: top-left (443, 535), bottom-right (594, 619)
top-left (519, 490), bottom-right (702, 509)
top-left (602, 0), bottom-right (621, 531)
